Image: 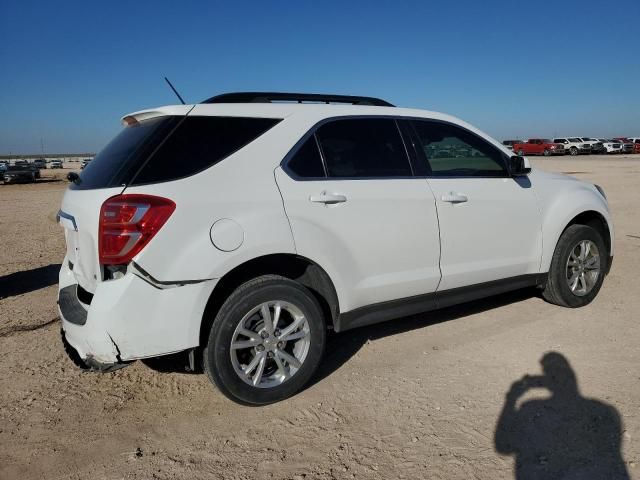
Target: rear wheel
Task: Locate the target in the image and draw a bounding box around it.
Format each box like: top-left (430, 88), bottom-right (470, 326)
top-left (518, 149), bottom-right (525, 156)
top-left (542, 224), bottom-right (607, 307)
top-left (543, 149), bottom-right (550, 156)
top-left (203, 275), bottom-right (326, 405)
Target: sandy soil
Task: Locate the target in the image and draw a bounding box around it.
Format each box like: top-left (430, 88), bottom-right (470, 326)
top-left (0, 157), bottom-right (638, 479)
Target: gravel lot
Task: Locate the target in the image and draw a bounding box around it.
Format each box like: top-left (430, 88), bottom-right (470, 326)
top-left (1, 156), bottom-right (638, 479)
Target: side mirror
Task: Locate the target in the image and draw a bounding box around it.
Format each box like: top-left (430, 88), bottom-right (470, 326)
top-left (508, 155), bottom-right (531, 176)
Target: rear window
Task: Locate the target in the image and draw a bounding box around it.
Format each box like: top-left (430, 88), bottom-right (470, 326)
top-left (71, 116), bottom-right (178, 190)
top-left (72, 115), bottom-right (280, 190)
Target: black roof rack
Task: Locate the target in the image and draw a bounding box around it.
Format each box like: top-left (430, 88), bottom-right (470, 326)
top-left (201, 92), bottom-right (394, 107)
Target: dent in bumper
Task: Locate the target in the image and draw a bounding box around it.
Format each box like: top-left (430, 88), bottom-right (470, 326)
top-left (57, 260), bottom-right (217, 363)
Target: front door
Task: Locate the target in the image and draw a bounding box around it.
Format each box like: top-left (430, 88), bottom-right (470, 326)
top-left (409, 119), bottom-right (542, 291)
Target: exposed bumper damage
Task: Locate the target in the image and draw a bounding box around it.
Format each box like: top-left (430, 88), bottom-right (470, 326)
top-left (57, 257), bottom-right (217, 369)
top-left (60, 328), bottom-right (130, 373)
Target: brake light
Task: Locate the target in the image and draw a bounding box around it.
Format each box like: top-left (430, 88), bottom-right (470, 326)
top-left (99, 194), bottom-right (176, 265)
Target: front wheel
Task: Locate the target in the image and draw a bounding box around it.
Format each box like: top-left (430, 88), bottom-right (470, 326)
top-left (543, 149), bottom-right (551, 156)
top-left (542, 224), bottom-right (607, 307)
top-left (570, 147), bottom-right (578, 156)
top-left (203, 275), bottom-right (326, 405)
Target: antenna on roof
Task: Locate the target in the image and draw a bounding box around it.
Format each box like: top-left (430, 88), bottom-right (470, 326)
top-left (164, 77), bottom-right (186, 105)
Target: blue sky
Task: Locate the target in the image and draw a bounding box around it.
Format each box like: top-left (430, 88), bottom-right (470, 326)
top-left (1, 0), bottom-right (639, 154)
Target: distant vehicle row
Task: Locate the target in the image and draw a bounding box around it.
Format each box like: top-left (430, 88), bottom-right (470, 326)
top-left (502, 137), bottom-right (640, 156)
top-left (0, 158), bottom-right (90, 169)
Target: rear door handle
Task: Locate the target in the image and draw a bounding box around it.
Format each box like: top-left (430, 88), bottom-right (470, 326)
top-left (309, 192), bottom-right (347, 205)
top-left (441, 192), bottom-right (468, 204)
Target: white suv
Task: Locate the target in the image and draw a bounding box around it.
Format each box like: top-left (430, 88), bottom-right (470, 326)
top-left (553, 138), bottom-right (591, 155)
top-left (57, 92), bottom-right (614, 405)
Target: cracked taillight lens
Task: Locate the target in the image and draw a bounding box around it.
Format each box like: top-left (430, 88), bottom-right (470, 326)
top-left (99, 194), bottom-right (175, 265)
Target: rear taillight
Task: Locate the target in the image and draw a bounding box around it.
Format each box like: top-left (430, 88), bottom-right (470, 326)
top-left (99, 194), bottom-right (176, 265)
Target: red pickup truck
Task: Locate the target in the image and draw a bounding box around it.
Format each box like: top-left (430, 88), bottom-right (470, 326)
top-left (512, 139), bottom-right (566, 156)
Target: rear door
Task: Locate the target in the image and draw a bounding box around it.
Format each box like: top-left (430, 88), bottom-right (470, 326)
top-left (275, 117), bottom-right (441, 313)
top-left (409, 119), bottom-right (542, 291)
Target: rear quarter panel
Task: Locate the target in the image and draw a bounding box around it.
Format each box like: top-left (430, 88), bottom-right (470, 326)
top-left (122, 117), bottom-right (310, 281)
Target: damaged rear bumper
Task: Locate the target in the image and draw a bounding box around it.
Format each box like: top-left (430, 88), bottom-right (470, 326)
top-left (60, 328), bottom-right (129, 372)
top-left (58, 257), bottom-right (217, 368)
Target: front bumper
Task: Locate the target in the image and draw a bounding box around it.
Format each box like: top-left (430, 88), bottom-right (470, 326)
top-left (58, 258), bottom-right (217, 366)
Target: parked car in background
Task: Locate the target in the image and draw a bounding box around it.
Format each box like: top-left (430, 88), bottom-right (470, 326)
top-left (49, 160), bottom-right (63, 169)
top-left (14, 159), bottom-right (28, 166)
top-left (81, 158), bottom-right (92, 169)
top-left (579, 138), bottom-right (605, 154)
top-left (553, 138), bottom-right (590, 156)
top-left (56, 91), bottom-right (613, 405)
top-left (29, 164), bottom-right (41, 179)
top-left (502, 140), bottom-right (524, 151)
top-left (33, 158), bottom-right (47, 169)
top-left (512, 139), bottom-right (565, 156)
top-left (598, 139), bottom-right (623, 154)
top-left (613, 138), bottom-right (635, 154)
top-left (3, 164), bottom-right (37, 184)
top-left (624, 137), bottom-right (640, 154)
top-left (0, 161), bottom-right (7, 173)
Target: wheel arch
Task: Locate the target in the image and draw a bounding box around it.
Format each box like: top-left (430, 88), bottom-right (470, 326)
top-left (199, 254), bottom-right (340, 347)
top-left (542, 205), bottom-right (613, 273)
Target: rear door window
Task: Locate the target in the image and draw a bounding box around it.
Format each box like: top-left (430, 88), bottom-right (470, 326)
top-left (315, 118), bottom-right (412, 178)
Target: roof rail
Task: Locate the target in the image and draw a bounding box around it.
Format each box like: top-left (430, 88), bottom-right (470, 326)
top-left (201, 92), bottom-right (394, 107)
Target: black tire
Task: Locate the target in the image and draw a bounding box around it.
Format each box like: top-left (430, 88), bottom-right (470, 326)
top-left (543, 149), bottom-right (550, 156)
top-left (518, 149), bottom-right (525, 156)
top-left (570, 147), bottom-right (578, 156)
top-left (542, 224), bottom-right (607, 308)
top-left (203, 275), bottom-right (326, 405)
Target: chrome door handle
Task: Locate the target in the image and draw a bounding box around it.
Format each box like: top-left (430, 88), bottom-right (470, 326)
top-left (441, 192), bottom-right (468, 203)
top-left (309, 192), bottom-right (347, 205)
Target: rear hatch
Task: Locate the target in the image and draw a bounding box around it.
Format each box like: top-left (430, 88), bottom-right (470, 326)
top-left (59, 107), bottom-right (191, 293)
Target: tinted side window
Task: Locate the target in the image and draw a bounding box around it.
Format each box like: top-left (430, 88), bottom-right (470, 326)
top-left (411, 120), bottom-right (508, 177)
top-left (287, 135), bottom-right (325, 178)
top-left (131, 116), bottom-right (281, 185)
top-left (316, 118), bottom-right (412, 178)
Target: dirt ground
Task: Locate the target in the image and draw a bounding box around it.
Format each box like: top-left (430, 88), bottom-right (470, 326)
top-left (0, 156), bottom-right (638, 479)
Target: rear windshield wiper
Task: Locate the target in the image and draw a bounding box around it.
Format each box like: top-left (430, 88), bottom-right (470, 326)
top-left (66, 172), bottom-right (81, 184)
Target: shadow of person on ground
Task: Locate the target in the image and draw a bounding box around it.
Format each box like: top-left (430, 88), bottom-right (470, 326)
top-left (494, 352), bottom-right (629, 479)
top-left (0, 264), bottom-right (61, 299)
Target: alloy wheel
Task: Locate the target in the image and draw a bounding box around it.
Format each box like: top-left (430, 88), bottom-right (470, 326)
top-left (230, 301), bottom-right (311, 388)
top-left (565, 240), bottom-right (600, 297)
